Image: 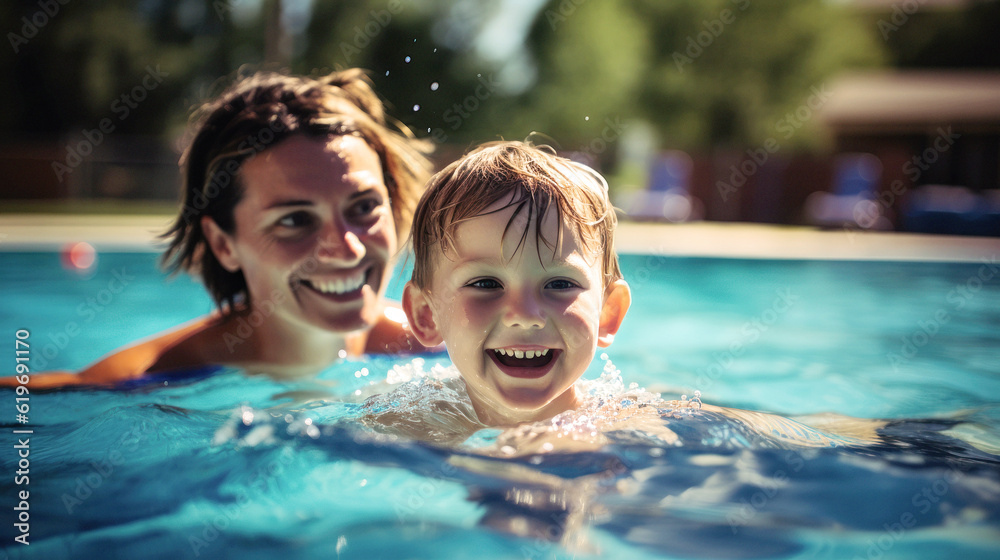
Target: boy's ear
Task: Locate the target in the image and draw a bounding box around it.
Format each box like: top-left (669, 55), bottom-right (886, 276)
top-left (597, 279), bottom-right (631, 348)
top-left (402, 282), bottom-right (444, 347)
top-left (201, 216), bottom-right (241, 272)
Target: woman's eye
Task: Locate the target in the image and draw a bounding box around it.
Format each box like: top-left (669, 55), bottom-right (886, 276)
top-left (467, 278), bottom-right (502, 290)
top-left (348, 197), bottom-right (384, 219)
top-left (546, 279), bottom-right (579, 290)
top-left (276, 211), bottom-right (315, 229)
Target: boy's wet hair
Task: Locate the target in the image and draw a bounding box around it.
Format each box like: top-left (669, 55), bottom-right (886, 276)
top-left (161, 68), bottom-right (433, 312)
top-left (410, 141), bottom-right (622, 289)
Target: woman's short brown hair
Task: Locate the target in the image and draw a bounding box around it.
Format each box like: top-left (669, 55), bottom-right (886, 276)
top-left (161, 69), bottom-right (433, 311)
top-left (409, 141), bottom-right (622, 290)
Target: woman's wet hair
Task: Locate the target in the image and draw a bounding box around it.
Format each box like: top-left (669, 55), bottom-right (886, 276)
top-left (162, 69), bottom-right (433, 311)
top-left (409, 140), bottom-right (622, 290)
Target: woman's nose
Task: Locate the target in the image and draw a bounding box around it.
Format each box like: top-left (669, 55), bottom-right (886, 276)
top-left (316, 223), bottom-right (365, 265)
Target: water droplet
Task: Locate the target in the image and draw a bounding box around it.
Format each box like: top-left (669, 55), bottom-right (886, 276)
top-left (585, 116), bottom-right (590, 121)
top-left (601, 353), bottom-right (609, 361)
top-left (404, 56), bottom-right (411, 63)
top-left (338, 349), bottom-right (347, 359)
top-left (412, 104), bottom-right (420, 111)
top-left (426, 127), bottom-right (431, 132)
top-left (385, 70), bottom-right (389, 76)
top-left (430, 82), bottom-right (439, 91)
top-left (433, 48), bottom-right (437, 52)
top-left (413, 39), bottom-right (417, 43)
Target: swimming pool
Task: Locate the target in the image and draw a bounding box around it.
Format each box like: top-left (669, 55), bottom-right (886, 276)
top-left (1, 248), bottom-right (999, 559)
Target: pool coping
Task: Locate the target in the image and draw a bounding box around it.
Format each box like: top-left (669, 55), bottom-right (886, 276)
top-left (1, 213), bottom-right (998, 262)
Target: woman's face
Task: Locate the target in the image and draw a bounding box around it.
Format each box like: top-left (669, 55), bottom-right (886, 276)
top-left (206, 134), bottom-right (397, 334)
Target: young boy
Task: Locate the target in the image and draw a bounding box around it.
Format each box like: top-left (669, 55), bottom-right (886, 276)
top-left (402, 141), bottom-right (632, 427)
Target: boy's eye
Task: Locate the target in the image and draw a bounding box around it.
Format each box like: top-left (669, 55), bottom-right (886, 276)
top-left (276, 211), bottom-right (315, 229)
top-left (467, 278), bottom-right (502, 290)
top-left (546, 279), bottom-right (580, 290)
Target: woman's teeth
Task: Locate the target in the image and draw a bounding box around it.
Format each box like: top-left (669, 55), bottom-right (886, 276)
top-left (310, 272), bottom-right (366, 294)
top-left (493, 349), bottom-right (550, 359)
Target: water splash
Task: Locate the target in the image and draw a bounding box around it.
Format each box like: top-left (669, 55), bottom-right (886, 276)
top-left (665, 389), bottom-right (703, 419)
top-left (430, 82), bottom-right (439, 91)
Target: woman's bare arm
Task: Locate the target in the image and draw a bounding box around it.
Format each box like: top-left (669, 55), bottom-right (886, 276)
top-left (0, 316), bottom-right (217, 389)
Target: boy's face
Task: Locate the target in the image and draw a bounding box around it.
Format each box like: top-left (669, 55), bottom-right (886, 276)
top-left (403, 198), bottom-right (630, 425)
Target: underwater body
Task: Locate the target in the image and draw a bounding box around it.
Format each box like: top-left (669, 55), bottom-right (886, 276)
top-left (2, 251), bottom-right (999, 559)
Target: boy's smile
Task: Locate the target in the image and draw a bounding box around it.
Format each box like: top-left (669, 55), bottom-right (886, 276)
top-left (488, 347), bottom-right (558, 379)
top-left (404, 196), bottom-right (630, 426)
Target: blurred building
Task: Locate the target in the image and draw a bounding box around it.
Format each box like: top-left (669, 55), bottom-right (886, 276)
top-left (819, 71), bottom-right (1000, 235)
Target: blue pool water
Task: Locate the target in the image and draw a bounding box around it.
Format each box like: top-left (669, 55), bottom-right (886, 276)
top-left (1, 249), bottom-right (999, 559)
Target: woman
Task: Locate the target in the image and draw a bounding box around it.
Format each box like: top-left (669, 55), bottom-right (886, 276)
top-left (14, 69), bottom-right (436, 388)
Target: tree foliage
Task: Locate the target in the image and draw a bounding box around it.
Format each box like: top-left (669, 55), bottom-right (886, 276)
top-left (9, 0), bottom-right (996, 157)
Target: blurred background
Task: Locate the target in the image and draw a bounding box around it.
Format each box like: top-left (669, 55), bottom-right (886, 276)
top-left (2, 0), bottom-right (999, 236)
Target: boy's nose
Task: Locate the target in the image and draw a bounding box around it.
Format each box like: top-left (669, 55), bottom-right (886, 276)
top-left (503, 291), bottom-right (545, 329)
top-left (316, 224), bottom-right (365, 265)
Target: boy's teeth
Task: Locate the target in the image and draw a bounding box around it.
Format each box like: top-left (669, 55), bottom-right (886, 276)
top-left (494, 348), bottom-right (549, 358)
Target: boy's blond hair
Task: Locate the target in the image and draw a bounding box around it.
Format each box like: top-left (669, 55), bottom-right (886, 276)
top-left (410, 141), bottom-right (622, 289)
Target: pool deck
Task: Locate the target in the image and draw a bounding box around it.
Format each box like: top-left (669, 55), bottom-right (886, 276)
top-left (1, 213), bottom-right (998, 262)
